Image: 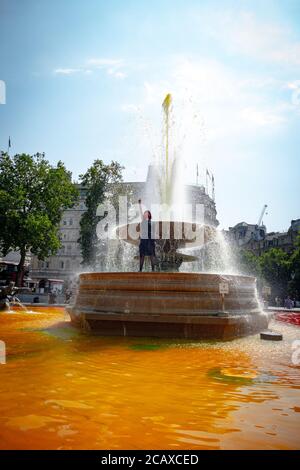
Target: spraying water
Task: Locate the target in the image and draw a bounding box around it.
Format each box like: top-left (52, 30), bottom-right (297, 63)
top-left (100, 93), bottom-right (238, 275)
top-left (144, 94), bottom-right (237, 274)
top-left (144, 94), bottom-right (186, 222)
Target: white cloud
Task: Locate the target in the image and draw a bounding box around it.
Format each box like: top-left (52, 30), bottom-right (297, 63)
top-left (140, 57), bottom-right (289, 134)
top-left (107, 68), bottom-right (127, 79)
top-left (53, 57), bottom-right (127, 79)
top-left (206, 11), bottom-right (300, 68)
top-left (54, 68), bottom-right (81, 75)
top-left (241, 106), bottom-right (286, 127)
top-left (118, 55), bottom-right (293, 182)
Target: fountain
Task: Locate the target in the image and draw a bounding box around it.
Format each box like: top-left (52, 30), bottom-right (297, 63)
top-left (67, 95), bottom-right (269, 340)
top-left (0, 282), bottom-right (27, 312)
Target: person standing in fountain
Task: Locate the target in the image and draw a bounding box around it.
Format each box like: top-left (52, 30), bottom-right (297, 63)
top-left (138, 199), bottom-right (155, 272)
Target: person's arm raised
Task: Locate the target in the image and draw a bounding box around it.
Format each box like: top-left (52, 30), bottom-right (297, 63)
top-left (138, 199), bottom-right (143, 221)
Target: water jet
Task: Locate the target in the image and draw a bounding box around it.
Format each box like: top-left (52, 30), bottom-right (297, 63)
top-left (67, 94), bottom-right (269, 339)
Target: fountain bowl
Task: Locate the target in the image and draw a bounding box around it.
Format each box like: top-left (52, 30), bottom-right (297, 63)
top-left (67, 272), bottom-right (269, 340)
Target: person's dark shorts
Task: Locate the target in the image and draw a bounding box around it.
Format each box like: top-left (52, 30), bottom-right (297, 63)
top-left (139, 239), bottom-right (155, 256)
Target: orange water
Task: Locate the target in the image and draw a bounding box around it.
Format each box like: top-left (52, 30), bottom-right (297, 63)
top-left (0, 307), bottom-right (299, 450)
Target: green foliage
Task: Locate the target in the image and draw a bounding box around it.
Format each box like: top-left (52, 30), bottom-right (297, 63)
top-left (288, 233), bottom-right (300, 298)
top-left (78, 159), bottom-right (123, 267)
top-left (259, 248), bottom-right (291, 299)
top-left (0, 152), bottom-right (78, 284)
top-left (237, 242), bottom-right (299, 300)
top-left (237, 249), bottom-right (262, 277)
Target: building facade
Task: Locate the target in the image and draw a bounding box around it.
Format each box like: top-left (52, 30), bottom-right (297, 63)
top-left (226, 222), bottom-right (267, 247)
top-left (226, 219), bottom-right (300, 256)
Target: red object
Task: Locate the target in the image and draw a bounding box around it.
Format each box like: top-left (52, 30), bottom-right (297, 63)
top-left (275, 311), bottom-right (300, 326)
top-left (0, 261), bottom-right (26, 286)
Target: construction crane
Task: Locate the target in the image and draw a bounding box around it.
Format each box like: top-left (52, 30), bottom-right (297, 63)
top-left (257, 204), bottom-right (268, 226)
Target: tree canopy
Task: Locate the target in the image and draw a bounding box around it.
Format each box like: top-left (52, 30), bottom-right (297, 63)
top-left (237, 239), bottom-right (300, 301)
top-left (78, 159), bottom-right (124, 267)
top-left (259, 248), bottom-right (291, 299)
top-left (288, 233), bottom-right (300, 298)
top-left (0, 152), bottom-right (78, 284)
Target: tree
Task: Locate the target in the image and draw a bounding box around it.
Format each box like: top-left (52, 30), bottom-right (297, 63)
top-left (237, 249), bottom-right (262, 278)
top-left (288, 233), bottom-right (300, 298)
top-left (0, 152), bottom-right (78, 285)
top-left (259, 248), bottom-right (291, 300)
top-left (78, 159), bottom-right (123, 267)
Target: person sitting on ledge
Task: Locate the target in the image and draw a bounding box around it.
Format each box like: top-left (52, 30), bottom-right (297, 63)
top-left (138, 199), bottom-right (155, 272)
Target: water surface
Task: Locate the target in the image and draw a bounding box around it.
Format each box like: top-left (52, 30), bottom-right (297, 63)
top-left (0, 307), bottom-right (299, 449)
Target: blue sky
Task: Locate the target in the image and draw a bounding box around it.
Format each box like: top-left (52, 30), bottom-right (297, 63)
top-left (0, 0), bottom-right (299, 231)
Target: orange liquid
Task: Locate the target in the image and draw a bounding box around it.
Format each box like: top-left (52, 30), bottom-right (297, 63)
top-left (0, 307), bottom-right (299, 449)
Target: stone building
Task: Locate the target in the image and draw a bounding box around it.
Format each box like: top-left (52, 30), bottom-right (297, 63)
top-left (30, 170), bottom-right (218, 291)
top-left (245, 219), bottom-right (300, 256)
top-left (226, 219), bottom-right (300, 256)
top-left (226, 222), bottom-right (266, 247)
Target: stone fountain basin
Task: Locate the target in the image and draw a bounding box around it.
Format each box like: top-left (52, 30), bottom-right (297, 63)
top-left (67, 272), bottom-right (269, 340)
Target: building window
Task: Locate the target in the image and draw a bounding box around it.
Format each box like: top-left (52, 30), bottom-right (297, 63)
top-left (60, 261), bottom-right (64, 269)
top-left (69, 218), bottom-right (73, 226)
top-left (45, 261), bottom-right (50, 268)
top-left (63, 220), bottom-right (67, 226)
